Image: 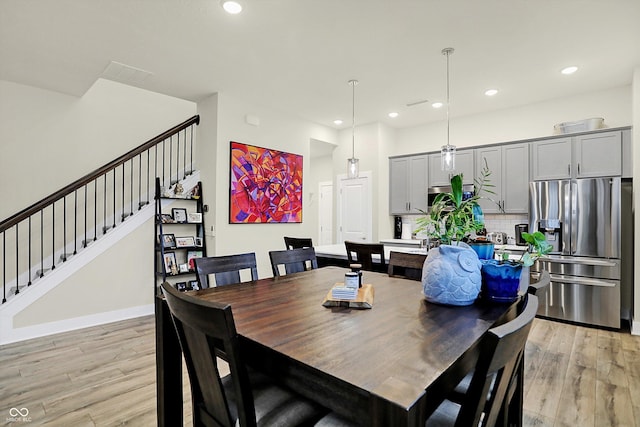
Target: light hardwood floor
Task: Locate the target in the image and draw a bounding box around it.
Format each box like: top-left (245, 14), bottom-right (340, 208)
top-left (1, 315), bottom-right (639, 426)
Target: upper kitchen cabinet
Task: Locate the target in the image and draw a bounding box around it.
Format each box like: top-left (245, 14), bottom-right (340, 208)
top-left (428, 150), bottom-right (474, 186)
top-left (532, 130), bottom-right (623, 180)
top-left (475, 143), bottom-right (529, 214)
top-left (389, 154), bottom-right (428, 214)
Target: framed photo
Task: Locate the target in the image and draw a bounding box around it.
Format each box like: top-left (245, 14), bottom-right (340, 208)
top-left (176, 281), bottom-right (188, 291)
top-left (187, 212), bottom-right (202, 223)
top-left (179, 263), bottom-right (189, 273)
top-left (187, 250), bottom-right (203, 271)
top-left (189, 280), bottom-right (201, 291)
top-left (160, 213), bottom-right (175, 223)
top-left (229, 141), bottom-right (303, 223)
top-left (161, 234), bottom-right (176, 249)
top-left (175, 236), bottom-right (195, 248)
top-left (194, 237), bottom-right (203, 247)
top-left (172, 208), bottom-right (188, 223)
top-left (163, 252), bottom-right (178, 275)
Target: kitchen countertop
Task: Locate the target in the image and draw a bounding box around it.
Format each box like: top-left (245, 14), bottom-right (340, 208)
top-left (379, 238), bottom-right (422, 246)
top-left (315, 243), bottom-right (427, 262)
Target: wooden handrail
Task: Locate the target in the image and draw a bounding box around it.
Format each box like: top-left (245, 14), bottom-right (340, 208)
top-left (0, 115), bottom-right (199, 233)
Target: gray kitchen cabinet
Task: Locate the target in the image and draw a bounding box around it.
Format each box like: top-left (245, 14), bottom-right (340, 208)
top-left (428, 150), bottom-right (474, 186)
top-left (475, 143), bottom-right (529, 214)
top-left (574, 131), bottom-right (622, 178)
top-left (389, 154), bottom-right (428, 214)
top-left (531, 130), bottom-right (623, 180)
top-left (531, 137), bottom-right (572, 180)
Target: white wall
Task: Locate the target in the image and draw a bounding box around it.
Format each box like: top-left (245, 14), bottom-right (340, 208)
top-left (0, 78), bottom-right (196, 329)
top-left (198, 92), bottom-right (337, 277)
top-left (394, 85), bottom-right (632, 156)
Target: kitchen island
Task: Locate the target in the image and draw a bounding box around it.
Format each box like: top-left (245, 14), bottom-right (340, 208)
top-left (315, 243), bottom-right (428, 268)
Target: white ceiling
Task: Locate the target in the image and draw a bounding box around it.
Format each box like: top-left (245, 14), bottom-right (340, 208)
top-left (1, 0), bottom-right (639, 130)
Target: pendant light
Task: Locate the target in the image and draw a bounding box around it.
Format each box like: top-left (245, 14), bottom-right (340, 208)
top-left (347, 79), bottom-right (359, 179)
top-left (440, 47), bottom-right (456, 172)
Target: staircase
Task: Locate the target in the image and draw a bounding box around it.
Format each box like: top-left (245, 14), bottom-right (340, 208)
top-left (0, 115), bottom-right (200, 342)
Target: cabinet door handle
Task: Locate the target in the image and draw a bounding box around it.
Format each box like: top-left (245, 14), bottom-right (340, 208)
top-left (577, 163), bottom-right (580, 175)
top-left (568, 164), bottom-right (571, 175)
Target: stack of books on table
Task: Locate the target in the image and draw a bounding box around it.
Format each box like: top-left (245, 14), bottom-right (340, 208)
top-left (331, 285), bottom-right (358, 300)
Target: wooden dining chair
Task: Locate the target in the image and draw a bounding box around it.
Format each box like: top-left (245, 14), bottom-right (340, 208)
top-left (387, 251), bottom-right (427, 281)
top-left (528, 269), bottom-right (550, 296)
top-left (194, 252), bottom-right (258, 289)
top-left (424, 294), bottom-right (539, 427)
top-left (284, 236), bottom-right (313, 250)
top-left (269, 247), bottom-right (318, 277)
top-left (344, 241), bottom-right (386, 273)
top-left (160, 282), bottom-right (327, 427)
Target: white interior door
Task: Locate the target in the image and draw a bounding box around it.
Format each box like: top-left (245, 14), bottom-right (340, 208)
top-left (338, 172), bottom-right (372, 243)
top-left (318, 181), bottom-right (333, 245)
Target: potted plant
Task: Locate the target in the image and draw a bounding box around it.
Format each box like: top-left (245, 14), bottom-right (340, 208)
top-left (481, 231), bottom-right (552, 302)
top-left (414, 164), bottom-right (495, 306)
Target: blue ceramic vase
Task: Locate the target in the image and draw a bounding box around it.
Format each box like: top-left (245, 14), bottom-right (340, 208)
top-left (468, 242), bottom-right (495, 260)
top-left (480, 259), bottom-right (523, 302)
top-left (422, 243), bottom-right (482, 306)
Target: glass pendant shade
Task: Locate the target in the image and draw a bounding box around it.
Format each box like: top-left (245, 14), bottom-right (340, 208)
top-left (441, 144), bottom-right (456, 171)
top-left (347, 157), bottom-right (360, 179)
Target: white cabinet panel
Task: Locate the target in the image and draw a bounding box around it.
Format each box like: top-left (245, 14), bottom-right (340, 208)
top-left (389, 155), bottom-right (427, 214)
top-left (531, 137), bottom-right (571, 180)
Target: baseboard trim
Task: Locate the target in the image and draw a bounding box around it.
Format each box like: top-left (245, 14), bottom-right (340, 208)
top-left (1, 304), bottom-right (154, 345)
top-left (631, 315), bottom-right (640, 336)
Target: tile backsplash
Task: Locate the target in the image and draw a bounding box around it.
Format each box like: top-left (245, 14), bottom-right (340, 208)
top-left (399, 213), bottom-right (529, 240)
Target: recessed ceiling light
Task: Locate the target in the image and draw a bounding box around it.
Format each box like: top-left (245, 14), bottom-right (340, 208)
top-left (333, 119), bottom-right (343, 126)
top-left (484, 89), bottom-right (498, 96)
top-left (221, 1), bottom-right (242, 14)
top-left (388, 112), bottom-right (399, 118)
top-left (432, 102), bottom-right (443, 109)
top-left (561, 66), bottom-right (578, 75)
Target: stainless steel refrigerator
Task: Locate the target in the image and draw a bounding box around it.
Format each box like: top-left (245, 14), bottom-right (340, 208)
top-left (529, 177), bottom-right (621, 328)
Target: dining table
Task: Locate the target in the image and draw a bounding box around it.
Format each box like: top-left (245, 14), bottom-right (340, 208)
top-left (155, 266), bottom-right (521, 426)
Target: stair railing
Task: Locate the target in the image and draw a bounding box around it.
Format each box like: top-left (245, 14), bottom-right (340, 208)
top-left (0, 115), bottom-right (200, 303)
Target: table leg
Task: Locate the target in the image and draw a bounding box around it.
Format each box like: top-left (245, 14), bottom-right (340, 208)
top-left (155, 296), bottom-right (183, 427)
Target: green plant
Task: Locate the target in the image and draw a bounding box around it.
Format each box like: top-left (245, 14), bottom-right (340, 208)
top-left (501, 230), bottom-right (552, 267)
top-left (415, 161), bottom-right (496, 245)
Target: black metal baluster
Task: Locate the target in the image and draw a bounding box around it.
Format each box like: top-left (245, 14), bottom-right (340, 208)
top-left (2, 231), bottom-right (5, 303)
top-left (84, 184), bottom-right (88, 248)
top-left (51, 202), bottom-right (56, 270)
top-left (130, 159), bottom-right (134, 215)
top-left (147, 149), bottom-right (151, 205)
top-left (73, 190), bottom-right (78, 255)
top-left (103, 174), bottom-right (107, 234)
top-left (121, 163), bottom-right (126, 221)
top-left (113, 168), bottom-right (116, 229)
top-left (176, 131), bottom-right (180, 180)
top-left (94, 180), bottom-right (98, 241)
top-left (62, 196), bottom-right (67, 262)
top-left (183, 129), bottom-right (187, 179)
top-left (15, 223), bottom-right (19, 294)
top-left (40, 210), bottom-right (44, 278)
top-left (190, 125), bottom-right (194, 175)
top-left (169, 135), bottom-right (173, 185)
top-left (138, 153), bottom-right (142, 210)
top-left (162, 139), bottom-right (166, 188)
top-left (28, 215), bottom-right (32, 286)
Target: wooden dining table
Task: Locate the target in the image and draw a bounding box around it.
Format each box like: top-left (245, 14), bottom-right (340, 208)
top-left (156, 266), bottom-right (520, 426)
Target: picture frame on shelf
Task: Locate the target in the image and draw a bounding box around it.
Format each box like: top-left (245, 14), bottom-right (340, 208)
top-left (161, 234), bottom-right (176, 249)
top-left (187, 212), bottom-right (202, 223)
top-left (189, 280), bottom-right (200, 291)
top-left (163, 252), bottom-right (178, 276)
top-left (194, 237), bottom-right (203, 247)
top-left (160, 214), bottom-right (175, 223)
top-left (179, 263), bottom-right (189, 273)
top-left (172, 208), bottom-right (188, 223)
top-left (176, 281), bottom-right (188, 291)
top-left (187, 250), bottom-right (203, 271)
top-left (175, 236), bottom-right (195, 248)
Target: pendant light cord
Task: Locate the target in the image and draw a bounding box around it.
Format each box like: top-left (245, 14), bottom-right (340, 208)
top-left (349, 79), bottom-right (358, 158)
top-left (443, 48), bottom-right (454, 148)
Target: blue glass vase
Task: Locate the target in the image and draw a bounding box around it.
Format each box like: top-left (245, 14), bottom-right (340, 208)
top-left (480, 259), bottom-right (523, 302)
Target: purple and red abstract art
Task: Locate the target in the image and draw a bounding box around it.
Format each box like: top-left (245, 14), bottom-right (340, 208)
top-left (230, 141), bottom-right (303, 223)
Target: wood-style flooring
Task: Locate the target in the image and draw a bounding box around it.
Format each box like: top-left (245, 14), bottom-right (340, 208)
top-left (1, 315), bottom-right (639, 426)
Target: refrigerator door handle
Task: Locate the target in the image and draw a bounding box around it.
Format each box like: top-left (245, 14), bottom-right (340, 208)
top-left (570, 181), bottom-right (578, 254)
top-left (549, 274), bottom-right (618, 287)
top-left (538, 256), bottom-right (619, 267)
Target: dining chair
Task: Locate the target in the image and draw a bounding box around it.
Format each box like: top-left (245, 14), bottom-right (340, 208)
top-left (528, 269), bottom-right (550, 296)
top-left (424, 294), bottom-right (539, 427)
top-left (344, 241), bottom-right (386, 273)
top-left (194, 252), bottom-right (258, 289)
top-left (269, 247), bottom-right (318, 277)
top-left (284, 236), bottom-right (313, 250)
top-left (161, 282), bottom-right (328, 427)
top-left (387, 251), bottom-right (427, 281)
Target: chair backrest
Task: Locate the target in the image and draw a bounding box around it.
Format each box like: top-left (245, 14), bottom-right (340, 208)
top-left (194, 253), bottom-right (258, 289)
top-left (284, 236), bottom-right (313, 250)
top-left (454, 294), bottom-right (539, 427)
top-left (387, 251), bottom-right (427, 281)
top-left (161, 282), bottom-right (257, 427)
top-left (528, 269), bottom-right (550, 296)
top-left (344, 241), bottom-right (386, 272)
top-left (269, 247), bottom-right (318, 277)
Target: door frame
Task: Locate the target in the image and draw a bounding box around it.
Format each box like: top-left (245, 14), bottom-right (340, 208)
top-left (318, 181), bottom-right (333, 245)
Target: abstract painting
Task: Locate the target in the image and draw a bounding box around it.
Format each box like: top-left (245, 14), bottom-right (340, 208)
top-left (229, 141), bottom-right (303, 223)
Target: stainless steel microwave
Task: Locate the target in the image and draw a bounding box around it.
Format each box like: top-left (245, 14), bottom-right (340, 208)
top-left (427, 184), bottom-right (475, 208)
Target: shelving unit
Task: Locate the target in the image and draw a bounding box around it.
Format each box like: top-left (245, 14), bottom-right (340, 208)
top-left (154, 177), bottom-right (207, 296)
